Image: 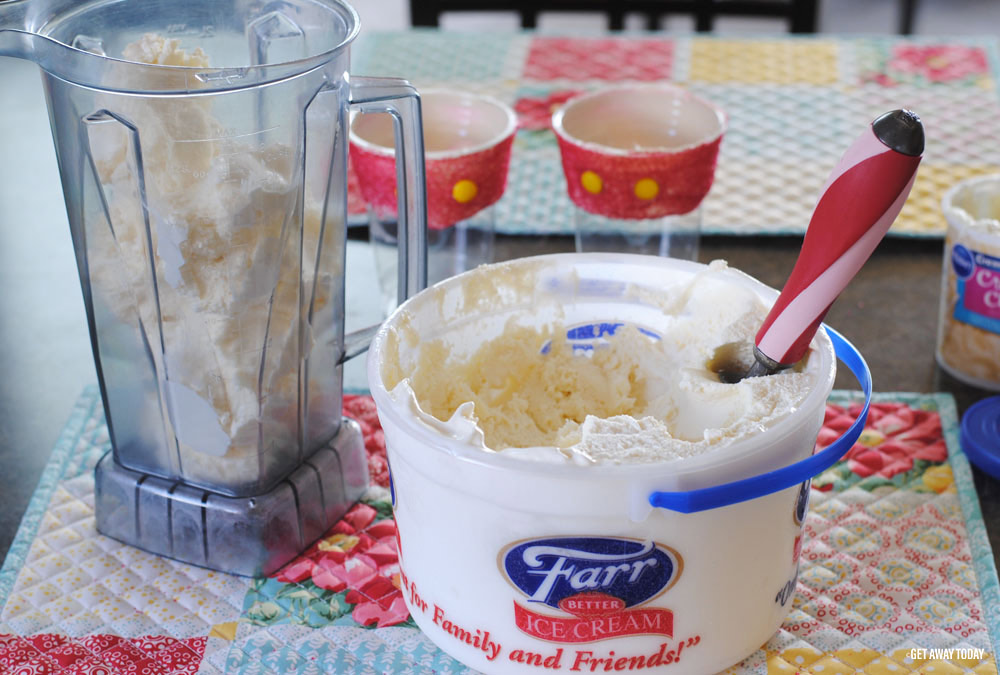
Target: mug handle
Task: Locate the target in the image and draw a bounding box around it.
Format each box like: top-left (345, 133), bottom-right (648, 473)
top-left (648, 325), bottom-right (872, 514)
top-left (342, 76), bottom-right (428, 362)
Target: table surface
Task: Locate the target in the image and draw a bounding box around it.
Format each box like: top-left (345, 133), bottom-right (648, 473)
top-left (3, 32), bottom-right (1000, 573)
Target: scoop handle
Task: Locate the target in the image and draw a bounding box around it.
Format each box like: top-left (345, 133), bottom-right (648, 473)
top-left (649, 326), bottom-right (870, 513)
top-left (753, 110), bottom-right (924, 368)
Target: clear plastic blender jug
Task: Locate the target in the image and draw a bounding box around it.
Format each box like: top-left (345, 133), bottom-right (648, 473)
top-left (0, 0), bottom-right (427, 575)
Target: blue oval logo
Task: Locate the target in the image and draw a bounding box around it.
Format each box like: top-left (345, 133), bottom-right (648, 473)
top-left (500, 537), bottom-right (681, 610)
top-left (541, 322), bottom-right (662, 355)
top-left (952, 244), bottom-right (975, 281)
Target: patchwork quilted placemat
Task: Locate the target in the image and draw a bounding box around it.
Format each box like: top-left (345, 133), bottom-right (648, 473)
top-left (1, 388), bottom-right (999, 674)
top-left (348, 32), bottom-right (1000, 237)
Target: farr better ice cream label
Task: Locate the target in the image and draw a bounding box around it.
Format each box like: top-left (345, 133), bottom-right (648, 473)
top-left (395, 513), bottom-right (704, 669)
top-left (390, 476), bottom-right (810, 672)
top-left (952, 245), bottom-right (1000, 333)
top-left (500, 537), bottom-right (680, 643)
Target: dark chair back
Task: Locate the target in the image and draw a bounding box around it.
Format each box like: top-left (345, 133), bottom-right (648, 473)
top-left (410, 0), bottom-right (818, 33)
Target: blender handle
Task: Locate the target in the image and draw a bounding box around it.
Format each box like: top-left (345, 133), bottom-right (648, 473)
top-left (342, 77), bottom-right (428, 363)
top-left (0, 0), bottom-right (29, 56)
top-left (648, 325), bottom-right (872, 514)
top-left (0, 0), bottom-right (26, 26)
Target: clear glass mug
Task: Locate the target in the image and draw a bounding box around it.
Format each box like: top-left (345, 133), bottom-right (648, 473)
top-left (0, 0), bottom-right (427, 496)
top-left (552, 84), bottom-right (727, 261)
top-left (351, 89), bottom-right (517, 316)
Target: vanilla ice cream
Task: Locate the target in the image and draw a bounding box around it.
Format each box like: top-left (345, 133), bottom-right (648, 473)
top-left (380, 258), bottom-right (820, 465)
top-left (88, 35), bottom-right (339, 490)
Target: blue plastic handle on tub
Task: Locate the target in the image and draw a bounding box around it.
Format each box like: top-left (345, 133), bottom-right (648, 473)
top-left (648, 326), bottom-right (871, 514)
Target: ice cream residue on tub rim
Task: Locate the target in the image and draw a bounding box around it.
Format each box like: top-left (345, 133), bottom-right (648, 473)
top-left (377, 258), bottom-right (829, 466)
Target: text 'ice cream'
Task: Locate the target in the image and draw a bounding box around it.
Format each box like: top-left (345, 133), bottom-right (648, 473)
top-left (380, 258), bottom-right (824, 465)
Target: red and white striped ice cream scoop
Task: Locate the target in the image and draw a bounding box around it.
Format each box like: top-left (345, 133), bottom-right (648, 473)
top-left (745, 109), bottom-right (924, 378)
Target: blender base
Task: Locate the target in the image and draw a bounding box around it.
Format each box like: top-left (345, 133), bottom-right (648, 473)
top-left (94, 417), bottom-right (369, 577)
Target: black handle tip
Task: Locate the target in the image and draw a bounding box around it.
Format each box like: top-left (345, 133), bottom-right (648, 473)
top-left (872, 109), bottom-right (924, 157)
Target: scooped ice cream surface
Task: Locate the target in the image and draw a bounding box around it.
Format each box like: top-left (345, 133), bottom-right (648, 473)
top-left (381, 259), bottom-right (822, 465)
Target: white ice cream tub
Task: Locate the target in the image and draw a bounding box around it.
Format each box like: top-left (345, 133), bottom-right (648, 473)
top-left (367, 253), bottom-right (870, 674)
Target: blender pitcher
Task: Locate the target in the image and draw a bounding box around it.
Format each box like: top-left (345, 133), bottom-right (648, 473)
top-left (0, 0), bottom-right (428, 575)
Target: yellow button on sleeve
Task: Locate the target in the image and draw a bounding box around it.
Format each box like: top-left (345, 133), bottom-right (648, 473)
top-left (581, 171), bottom-right (603, 194)
top-left (634, 178), bottom-right (659, 200)
top-left (452, 179), bottom-right (478, 203)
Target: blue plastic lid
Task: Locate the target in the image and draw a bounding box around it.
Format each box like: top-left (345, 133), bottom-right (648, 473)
top-left (960, 396), bottom-right (1000, 479)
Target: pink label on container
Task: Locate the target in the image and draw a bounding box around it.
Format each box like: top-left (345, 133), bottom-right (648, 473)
top-left (963, 266), bottom-right (1000, 318)
top-left (954, 246), bottom-right (1000, 334)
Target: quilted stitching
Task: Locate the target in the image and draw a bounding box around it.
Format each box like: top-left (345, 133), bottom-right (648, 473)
top-left (1, 436), bottom-right (249, 643)
top-left (761, 398), bottom-right (995, 674)
top-left (352, 31), bottom-right (522, 83)
top-left (0, 632), bottom-right (206, 674)
top-left (523, 37), bottom-right (675, 81)
top-left (226, 625), bottom-right (474, 675)
top-left (2, 388), bottom-right (998, 674)
top-left (495, 144), bottom-right (573, 235)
